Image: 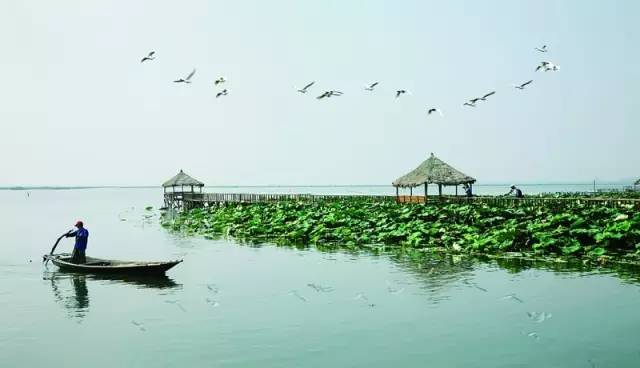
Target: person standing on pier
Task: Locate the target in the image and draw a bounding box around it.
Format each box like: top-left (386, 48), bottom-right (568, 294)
top-left (463, 183), bottom-right (473, 197)
top-left (66, 221), bottom-right (89, 264)
top-left (505, 185), bottom-right (524, 198)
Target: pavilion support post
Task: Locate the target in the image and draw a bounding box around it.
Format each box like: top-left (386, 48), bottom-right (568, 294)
top-left (424, 183), bottom-right (428, 205)
top-left (455, 185), bottom-right (458, 196)
top-left (438, 184), bottom-right (442, 197)
top-left (410, 187), bottom-right (413, 196)
top-left (395, 186), bottom-right (399, 200)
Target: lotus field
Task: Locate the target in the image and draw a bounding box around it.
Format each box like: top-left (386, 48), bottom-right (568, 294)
top-left (163, 198), bottom-right (640, 262)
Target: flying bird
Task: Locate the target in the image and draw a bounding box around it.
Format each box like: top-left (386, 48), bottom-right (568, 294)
top-left (513, 80), bottom-right (533, 90)
top-left (296, 81), bottom-right (315, 93)
top-left (216, 89), bottom-right (228, 98)
top-left (365, 82), bottom-right (379, 91)
top-left (395, 90), bottom-right (408, 98)
top-left (140, 51), bottom-right (155, 63)
top-left (317, 90), bottom-right (342, 99)
top-left (427, 108), bottom-right (443, 116)
top-left (536, 61), bottom-right (560, 72)
top-left (480, 91), bottom-right (496, 101)
top-left (535, 45), bottom-right (548, 53)
top-left (463, 102), bottom-right (476, 107)
top-left (173, 69), bottom-right (196, 83)
top-left (214, 76), bottom-right (227, 85)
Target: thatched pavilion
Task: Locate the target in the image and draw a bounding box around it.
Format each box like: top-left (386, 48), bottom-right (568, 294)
top-left (392, 153), bottom-right (476, 198)
top-left (635, 178), bottom-right (640, 190)
top-left (162, 169), bottom-right (204, 194)
top-left (162, 170), bottom-right (205, 210)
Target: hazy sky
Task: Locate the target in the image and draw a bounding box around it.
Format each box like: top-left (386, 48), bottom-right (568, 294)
top-left (1, 1), bottom-right (638, 186)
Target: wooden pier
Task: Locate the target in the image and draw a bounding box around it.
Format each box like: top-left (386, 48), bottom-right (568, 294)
top-left (164, 192), bottom-right (640, 211)
top-left (161, 170), bottom-right (640, 212)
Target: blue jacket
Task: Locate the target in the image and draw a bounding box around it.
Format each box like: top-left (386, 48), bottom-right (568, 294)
top-left (68, 228), bottom-right (89, 250)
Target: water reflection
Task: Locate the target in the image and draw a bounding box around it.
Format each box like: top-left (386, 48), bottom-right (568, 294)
top-left (385, 250), bottom-right (640, 303)
top-left (44, 272), bottom-right (181, 320)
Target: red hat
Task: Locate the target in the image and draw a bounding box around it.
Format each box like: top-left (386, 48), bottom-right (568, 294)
top-left (75, 220), bottom-right (84, 227)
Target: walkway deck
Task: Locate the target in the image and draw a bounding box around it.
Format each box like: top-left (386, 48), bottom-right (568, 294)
top-left (164, 192), bottom-right (640, 211)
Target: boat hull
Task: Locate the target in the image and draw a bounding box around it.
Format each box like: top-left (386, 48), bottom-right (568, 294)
top-left (44, 255), bottom-right (182, 275)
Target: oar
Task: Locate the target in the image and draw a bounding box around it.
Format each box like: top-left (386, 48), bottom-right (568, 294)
top-left (43, 230), bottom-right (73, 265)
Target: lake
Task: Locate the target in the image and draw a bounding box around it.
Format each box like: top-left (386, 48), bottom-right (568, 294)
top-left (1, 188), bottom-right (639, 367)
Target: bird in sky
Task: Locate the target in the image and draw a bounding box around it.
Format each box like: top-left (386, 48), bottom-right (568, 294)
top-left (513, 80), bottom-right (533, 90)
top-left (214, 76), bottom-right (227, 85)
top-left (140, 51), bottom-right (155, 63)
top-left (173, 69), bottom-right (196, 83)
top-left (463, 102), bottom-right (476, 107)
top-left (535, 45), bottom-right (548, 53)
top-left (365, 82), bottom-right (379, 91)
top-left (536, 61), bottom-right (560, 72)
top-left (480, 91), bottom-right (496, 101)
top-left (296, 81), bottom-right (315, 93)
top-left (427, 108), bottom-right (443, 116)
top-left (216, 89), bottom-right (228, 98)
top-left (316, 90), bottom-right (343, 99)
top-left (395, 90), bottom-right (408, 98)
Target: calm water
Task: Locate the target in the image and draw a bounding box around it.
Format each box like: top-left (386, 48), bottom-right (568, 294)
top-left (1, 188), bottom-right (640, 367)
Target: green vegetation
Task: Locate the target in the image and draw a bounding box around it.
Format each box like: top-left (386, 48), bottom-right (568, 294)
top-left (162, 198), bottom-right (640, 263)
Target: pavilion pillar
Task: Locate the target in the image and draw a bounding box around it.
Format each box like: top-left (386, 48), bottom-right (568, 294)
top-left (438, 184), bottom-right (442, 197)
top-left (410, 187), bottom-right (413, 196)
top-left (455, 185), bottom-right (458, 196)
top-left (395, 186), bottom-right (399, 199)
top-left (424, 183), bottom-right (428, 204)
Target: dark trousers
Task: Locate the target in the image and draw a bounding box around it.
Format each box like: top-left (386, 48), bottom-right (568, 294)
top-left (71, 248), bottom-right (86, 264)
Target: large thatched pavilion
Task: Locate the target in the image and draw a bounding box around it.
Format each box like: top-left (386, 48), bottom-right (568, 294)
top-left (392, 153), bottom-right (476, 199)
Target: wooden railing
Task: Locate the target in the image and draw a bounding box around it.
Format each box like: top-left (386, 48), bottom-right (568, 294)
top-left (164, 192), bottom-right (640, 210)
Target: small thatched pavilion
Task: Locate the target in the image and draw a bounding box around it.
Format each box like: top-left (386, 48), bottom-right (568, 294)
top-left (392, 153), bottom-right (476, 198)
top-left (162, 169), bottom-right (204, 195)
top-left (635, 178), bottom-right (640, 190)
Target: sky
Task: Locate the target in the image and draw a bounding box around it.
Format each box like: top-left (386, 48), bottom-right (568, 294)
top-left (1, 0), bottom-right (638, 186)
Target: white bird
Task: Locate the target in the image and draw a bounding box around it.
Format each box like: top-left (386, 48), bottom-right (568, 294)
top-left (502, 293), bottom-right (524, 303)
top-left (216, 89), bottom-right (228, 98)
top-left (513, 80), bottom-right (533, 90)
top-left (480, 91), bottom-right (496, 101)
top-left (535, 45), bottom-right (548, 53)
top-left (427, 108), bottom-right (443, 116)
top-left (288, 290), bottom-right (307, 302)
top-left (140, 51), bottom-right (155, 63)
top-left (296, 81), bottom-right (315, 93)
top-left (365, 82), bottom-right (379, 91)
top-left (307, 283), bottom-right (333, 292)
top-left (527, 311), bottom-right (552, 323)
top-left (174, 68), bottom-right (196, 83)
top-left (214, 76), bottom-right (227, 85)
top-left (536, 61), bottom-right (560, 72)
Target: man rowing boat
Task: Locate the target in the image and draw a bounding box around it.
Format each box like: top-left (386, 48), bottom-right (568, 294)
top-left (65, 221), bottom-right (89, 264)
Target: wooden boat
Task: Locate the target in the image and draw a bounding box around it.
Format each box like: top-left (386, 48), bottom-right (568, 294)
top-left (43, 254), bottom-right (182, 275)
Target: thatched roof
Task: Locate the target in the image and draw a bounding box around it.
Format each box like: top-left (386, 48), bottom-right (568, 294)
top-left (392, 153), bottom-right (476, 188)
top-left (162, 170), bottom-right (204, 187)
